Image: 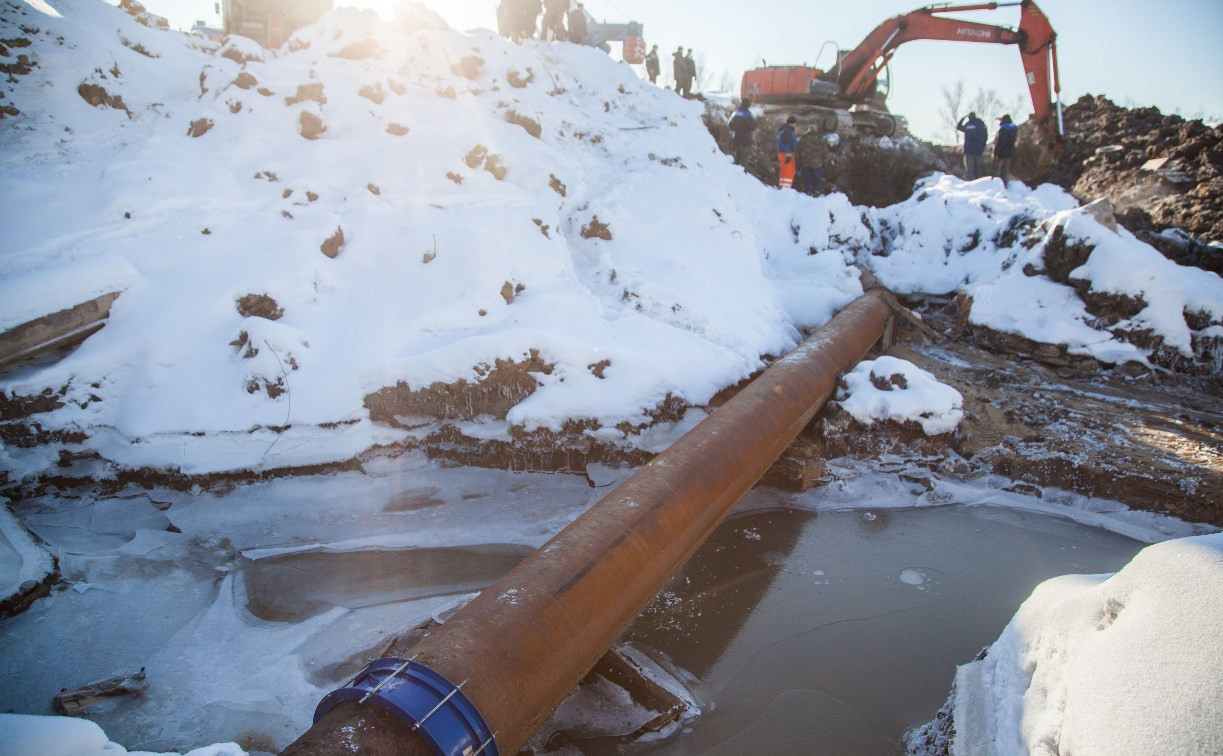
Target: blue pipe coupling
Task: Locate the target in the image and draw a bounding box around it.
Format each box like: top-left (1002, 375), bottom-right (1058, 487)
top-left (315, 656), bottom-right (499, 756)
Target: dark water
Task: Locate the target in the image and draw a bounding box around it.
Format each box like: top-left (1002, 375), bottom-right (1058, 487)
top-left (242, 543), bottom-right (534, 622)
top-left (621, 505), bottom-right (1145, 754)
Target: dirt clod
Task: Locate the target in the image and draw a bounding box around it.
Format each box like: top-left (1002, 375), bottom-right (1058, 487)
top-left (320, 226), bottom-right (344, 258)
top-left (187, 117), bottom-right (213, 137)
top-left (298, 111), bottom-right (324, 140)
top-left (581, 216), bottom-right (612, 240)
top-left (236, 294), bottom-right (283, 321)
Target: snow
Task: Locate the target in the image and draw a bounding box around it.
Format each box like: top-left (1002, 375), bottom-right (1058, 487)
top-left (0, 713), bottom-right (244, 756)
top-left (2, 0), bottom-right (1220, 482)
top-left (1, 1), bottom-right (1221, 754)
top-left (948, 533), bottom-right (1223, 755)
top-left (837, 355), bottom-right (964, 435)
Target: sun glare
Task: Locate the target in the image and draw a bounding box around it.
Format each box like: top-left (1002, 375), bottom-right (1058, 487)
top-left (24, 0), bottom-right (62, 18)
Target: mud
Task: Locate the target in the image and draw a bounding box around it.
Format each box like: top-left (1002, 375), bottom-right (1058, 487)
top-left (803, 312), bottom-right (1223, 526)
top-left (1019, 95), bottom-right (1223, 251)
top-left (705, 104), bottom-right (949, 207)
top-left (364, 350), bottom-right (555, 424)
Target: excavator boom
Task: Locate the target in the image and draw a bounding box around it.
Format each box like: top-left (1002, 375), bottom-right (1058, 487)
top-left (741, 0), bottom-right (1064, 147)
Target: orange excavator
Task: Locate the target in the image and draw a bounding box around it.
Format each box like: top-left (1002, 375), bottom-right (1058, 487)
top-left (741, 0), bottom-right (1063, 149)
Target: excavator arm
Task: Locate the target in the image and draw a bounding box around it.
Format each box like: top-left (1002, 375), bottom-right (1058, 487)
top-left (836, 0), bottom-right (1063, 146)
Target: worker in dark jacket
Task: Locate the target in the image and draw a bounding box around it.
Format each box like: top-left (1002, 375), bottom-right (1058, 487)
top-left (797, 122), bottom-right (828, 195)
top-left (728, 98), bottom-right (756, 167)
top-left (645, 44), bottom-right (660, 83)
top-left (777, 115), bottom-right (798, 189)
top-left (956, 111), bottom-right (987, 180)
top-left (567, 3), bottom-right (588, 44)
top-left (672, 46), bottom-right (691, 97)
top-left (993, 113), bottom-right (1019, 184)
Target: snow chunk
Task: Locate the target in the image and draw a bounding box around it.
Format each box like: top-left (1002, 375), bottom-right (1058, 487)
top-left (0, 712), bottom-right (246, 755)
top-left (949, 533), bottom-right (1223, 755)
top-left (837, 356), bottom-right (964, 435)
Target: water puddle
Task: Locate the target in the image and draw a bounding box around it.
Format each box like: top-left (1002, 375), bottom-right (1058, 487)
top-left (241, 543), bottom-right (534, 622)
top-left (616, 504), bottom-right (1145, 753)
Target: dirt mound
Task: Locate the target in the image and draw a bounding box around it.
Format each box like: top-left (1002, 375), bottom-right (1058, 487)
top-left (704, 105), bottom-right (949, 207)
top-left (1021, 95), bottom-right (1223, 256)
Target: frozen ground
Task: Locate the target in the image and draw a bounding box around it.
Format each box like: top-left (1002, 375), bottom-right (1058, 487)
top-left (1, 1), bottom-right (1221, 754)
top-left (2, 0), bottom-right (1220, 484)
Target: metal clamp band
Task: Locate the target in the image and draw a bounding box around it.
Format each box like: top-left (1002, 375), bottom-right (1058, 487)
top-left (315, 657), bottom-right (498, 756)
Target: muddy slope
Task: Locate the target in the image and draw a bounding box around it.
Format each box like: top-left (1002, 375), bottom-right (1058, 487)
top-left (1019, 95), bottom-right (1223, 265)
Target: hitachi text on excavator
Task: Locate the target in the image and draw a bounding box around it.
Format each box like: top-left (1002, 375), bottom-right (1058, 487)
top-left (741, 0), bottom-right (1064, 149)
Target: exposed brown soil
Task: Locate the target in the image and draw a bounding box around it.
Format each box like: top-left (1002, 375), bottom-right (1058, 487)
top-left (705, 104), bottom-right (950, 207)
top-left (1016, 95), bottom-right (1223, 259)
top-left (788, 310), bottom-right (1223, 527)
top-left (364, 350), bottom-right (555, 424)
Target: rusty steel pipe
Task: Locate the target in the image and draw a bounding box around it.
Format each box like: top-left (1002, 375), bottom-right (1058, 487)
top-left (282, 289), bottom-right (892, 755)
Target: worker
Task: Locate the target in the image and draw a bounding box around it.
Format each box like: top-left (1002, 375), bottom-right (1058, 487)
top-left (541, 0), bottom-right (567, 41)
top-left (684, 48), bottom-right (697, 93)
top-left (777, 115), bottom-right (798, 189)
top-left (727, 98), bottom-right (756, 167)
top-left (567, 3), bottom-right (588, 44)
top-left (797, 122), bottom-right (828, 196)
top-left (993, 113), bottom-right (1018, 184)
top-left (956, 111), bottom-right (987, 180)
top-left (645, 44), bottom-right (660, 84)
top-left (672, 46), bottom-right (690, 97)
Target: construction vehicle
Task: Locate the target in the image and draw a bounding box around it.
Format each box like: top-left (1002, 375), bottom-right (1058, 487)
top-left (741, 0), bottom-right (1063, 147)
top-left (222, 0), bottom-right (332, 48)
top-left (581, 14), bottom-right (646, 64)
top-left (496, 3), bottom-right (646, 64)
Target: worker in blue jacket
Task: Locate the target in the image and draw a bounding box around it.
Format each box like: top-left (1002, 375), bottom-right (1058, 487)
top-left (956, 111), bottom-right (987, 180)
top-left (728, 99), bottom-right (756, 167)
top-left (993, 113), bottom-right (1019, 184)
top-left (777, 115), bottom-right (798, 189)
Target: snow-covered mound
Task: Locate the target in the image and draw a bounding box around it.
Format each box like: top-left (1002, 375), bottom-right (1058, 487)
top-left (1, 0), bottom-right (1220, 483)
top-left (860, 177), bottom-right (1223, 370)
top-left (837, 355), bottom-right (963, 435)
top-left (923, 532), bottom-right (1223, 755)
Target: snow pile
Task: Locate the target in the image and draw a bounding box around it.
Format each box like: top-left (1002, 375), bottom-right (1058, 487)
top-left (836, 356), bottom-right (963, 435)
top-left (0, 0), bottom-right (862, 478)
top-left (940, 532), bottom-right (1223, 755)
top-left (862, 175), bottom-right (1223, 369)
top-left (0, 713), bottom-right (244, 756)
top-left (1, 0), bottom-right (1220, 485)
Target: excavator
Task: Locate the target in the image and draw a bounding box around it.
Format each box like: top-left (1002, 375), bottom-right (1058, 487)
top-left (741, 0), bottom-right (1063, 149)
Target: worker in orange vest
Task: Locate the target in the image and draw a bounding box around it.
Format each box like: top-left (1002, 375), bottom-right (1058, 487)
top-left (777, 116), bottom-right (798, 189)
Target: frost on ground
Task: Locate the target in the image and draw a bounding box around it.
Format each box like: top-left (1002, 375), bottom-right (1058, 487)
top-left (908, 532), bottom-right (1223, 755)
top-left (0, 0), bottom-right (1220, 490)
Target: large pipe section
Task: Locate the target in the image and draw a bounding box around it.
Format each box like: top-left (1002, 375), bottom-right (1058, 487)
top-left (281, 289), bottom-right (892, 755)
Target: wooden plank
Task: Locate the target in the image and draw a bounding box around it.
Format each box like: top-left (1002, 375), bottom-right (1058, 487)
top-left (0, 292), bottom-right (119, 371)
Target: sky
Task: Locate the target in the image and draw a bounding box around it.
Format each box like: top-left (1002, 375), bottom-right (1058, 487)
top-left (135, 0), bottom-right (1223, 143)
